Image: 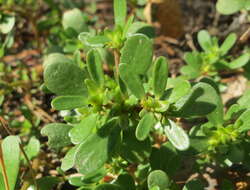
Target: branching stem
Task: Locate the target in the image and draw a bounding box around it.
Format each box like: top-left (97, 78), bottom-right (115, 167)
top-left (0, 142), bottom-right (10, 190)
top-left (114, 49), bottom-right (120, 77)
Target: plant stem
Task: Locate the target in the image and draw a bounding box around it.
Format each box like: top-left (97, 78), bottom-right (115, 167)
top-left (0, 117), bottom-right (38, 190)
top-left (0, 142), bottom-right (10, 190)
top-left (114, 49), bottom-right (120, 77)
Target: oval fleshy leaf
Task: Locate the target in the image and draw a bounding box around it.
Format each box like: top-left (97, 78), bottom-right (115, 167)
top-left (43, 53), bottom-right (73, 69)
top-left (120, 34), bottom-right (153, 75)
top-left (119, 63), bottom-right (145, 99)
top-left (69, 114), bottom-right (97, 144)
top-left (216, 0), bottom-right (246, 15)
top-left (120, 128), bottom-right (151, 163)
top-left (236, 109), bottom-right (250, 132)
top-left (87, 49), bottom-right (105, 87)
top-left (147, 170), bottom-right (170, 190)
top-left (197, 30), bottom-right (212, 51)
top-left (163, 78), bottom-right (191, 103)
top-left (136, 113), bottom-right (155, 141)
top-left (51, 96), bottom-right (87, 110)
top-left (114, 0), bottom-right (127, 27)
top-left (23, 137), bottom-right (40, 160)
top-left (173, 82), bottom-right (218, 117)
top-left (44, 54), bottom-right (87, 96)
top-left (152, 56), bottom-right (168, 98)
top-left (79, 33), bottom-right (110, 47)
top-left (150, 142), bottom-right (181, 177)
top-left (75, 134), bottom-right (109, 175)
top-left (199, 78), bottom-right (224, 126)
top-left (62, 8), bottom-right (88, 33)
top-left (41, 123), bottom-right (72, 150)
top-left (75, 119), bottom-right (119, 175)
top-left (61, 146), bottom-right (78, 172)
top-left (127, 22), bottom-right (155, 38)
top-left (0, 14), bottom-right (15, 34)
top-left (164, 120), bottom-right (190, 151)
top-left (228, 53), bottom-right (250, 69)
top-left (183, 179), bottom-right (204, 190)
top-left (220, 33), bottom-right (237, 56)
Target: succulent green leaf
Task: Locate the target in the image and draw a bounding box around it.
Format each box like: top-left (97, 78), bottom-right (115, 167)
top-left (147, 170), bottom-right (170, 190)
top-left (183, 179), bottom-right (204, 190)
top-left (164, 78), bottom-right (191, 103)
top-left (136, 113), bottom-right (156, 141)
top-left (206, 97), bottom-right (224, 126)
top-left (75, 119), bottom-right (119, 175)
top-left (174, 82), bottom-right (217, 117)
top-left (122, 15), bottom-right (134, 38)
top-left (43, 53), bottom-right (73, 69)
top-left (236, 109), bottom-right (250, 132)
top-left (220, 33), bottom-right (237, 56)
top-left (127, 22), bottom-right (155, 38)
top-left (87, 49), bottom-right (105, 86)
top-left (200, 78), bottom-right (224, 126)
top-left (119, 63), bottom-right (145, 99)
top-left (197, 30), bottom-right (212, 52)
top-left (181, 52), bottom-right (202, 79)
top-left (51, 96), bottom-right (87, 110)
top-left (23, 137), bottom-right (40, 160)
top-left (150, 142), bottom-right (181, 177)
top-left (74, 134), bottom-right (109, 175)
top-left (164, 120), bottom-right (190, 151)
top-left (0, 14), bottom-right (15, 34)
top-left (152, 56), bottom-right (168, 97)
top-left (120, 128), bottom-right (151, 163)
top-left (0, 136), bottom-right (20, 190)
top-left (44, 54), bottom-right (87, 95)
top-left (81, 168), bottom-right (106, 184)
top-left (216, 0), bottom-right (246, 15)
top-left (180, 65), bottom-right (200, 79)
top-left (189, 136), bottom-right (209, 153)
top-left (238, 89), bottom-right (250, 109)
top-left (61, 146), bottom-right (78, 171)
top-left (69, 114), bottom-right (97, 144)
top-left (114, 0), bottom-right (127, 27)
top-left (228, 53), bottom-right (250, 69)
top-left (87, 36), bottom-right (110, 47)
top-left (115, 173), bottom-right (136, 190)
top-left (36, 176), bottom-right (61, 190)
top-left (225, 104), bottom-right (244, 121)
top-left (120, 34), bottom-right (153, 75)
top-left (199, 77), bottom-right (220, 93)
top-left (41, 123), bottom-right (72, 150)
top-left (79, 32), bottom-right (110, 48)
top-left (226, 145), bottom-right (245, 163)
top-left (62, 8), bottom-right (88, 33)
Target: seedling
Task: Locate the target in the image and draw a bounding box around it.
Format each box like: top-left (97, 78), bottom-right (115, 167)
top-left (41, 0), bottom-right (221, 189)
top-left (181, 30), bottom-right (250, 80)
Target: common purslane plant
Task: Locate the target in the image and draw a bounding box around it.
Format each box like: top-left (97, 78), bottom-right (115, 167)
top-left (41, 0), bottom-right (250, 189)
top-left (180, 30), bottom-right (250, 80)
